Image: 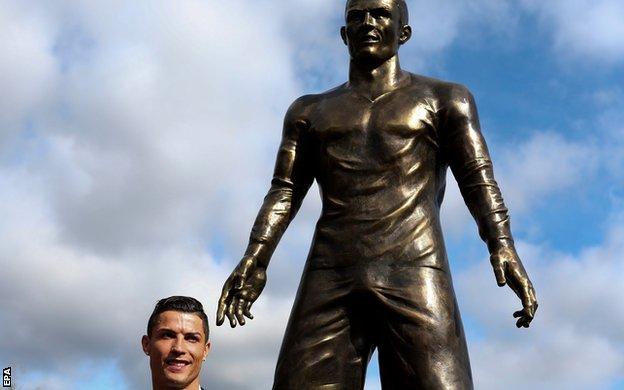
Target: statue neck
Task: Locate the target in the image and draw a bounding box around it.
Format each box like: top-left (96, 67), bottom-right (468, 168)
top-left (348, 55), bottom-right (406, 101)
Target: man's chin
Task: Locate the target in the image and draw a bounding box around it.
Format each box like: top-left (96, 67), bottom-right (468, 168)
top-left (163, 370), bottom-right (194, 388)
top-left (351, 49), bottom-right (393, 64)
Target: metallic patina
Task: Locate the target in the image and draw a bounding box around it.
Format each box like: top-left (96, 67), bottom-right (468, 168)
top-left (217, 0), bottom-right (538, 388)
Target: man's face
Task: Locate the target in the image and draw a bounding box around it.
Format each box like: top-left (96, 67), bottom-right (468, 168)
top-left (342, 0), bottom-right (408, 63)
top-left (142, 311), bottom-right (210, 389)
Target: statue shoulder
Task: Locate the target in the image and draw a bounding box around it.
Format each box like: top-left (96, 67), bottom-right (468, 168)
top-left (444, 82), bottom-right (475, 105)
top-left (285, 84), bottom-right (348, 124)
top-left (406, 72), bottom-right (474, 102)
top-left (285, 94), bottom-right (316, 118)
top-left (433, 80), bottom-right (474, 106)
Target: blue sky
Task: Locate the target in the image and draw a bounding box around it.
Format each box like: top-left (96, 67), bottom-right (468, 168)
top-left (1, 1), bottom-right (623, 389)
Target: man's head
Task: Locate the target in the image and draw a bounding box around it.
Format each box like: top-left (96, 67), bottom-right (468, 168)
top-left (142, 296), bottom-right (210, 390)
top-left (341, 0), bottom-right (411, 64)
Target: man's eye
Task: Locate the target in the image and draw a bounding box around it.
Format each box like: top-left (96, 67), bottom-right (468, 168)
top-left (371, 9), bottom-right (391, 19)
top-left (347, 11), bottom-right (364, 21)
top-left (159, 331), bottom-right (175, 339)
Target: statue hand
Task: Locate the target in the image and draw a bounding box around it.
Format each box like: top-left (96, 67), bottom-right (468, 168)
top-left (216, 256), bottom-right (267, 328)
top-left (490, 246), bottom-right (538, 328)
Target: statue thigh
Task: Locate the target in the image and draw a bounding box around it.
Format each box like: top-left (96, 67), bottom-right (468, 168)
top-left (273, 263), bottom-right (473, 390)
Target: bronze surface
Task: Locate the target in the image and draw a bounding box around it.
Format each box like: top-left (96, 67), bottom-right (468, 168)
top-left (217, 0), bottom-right (537, 388)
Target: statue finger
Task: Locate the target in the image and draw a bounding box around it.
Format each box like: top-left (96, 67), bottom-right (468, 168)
top-left (514, 308), bottom-right (534, 328)
top-left (522, 315), bottom-right (532, 328)
top-left (527, 285), bottom-right (538, 316)
top-left (530, 299), bottom-right (539, 318)
top-left (219, 280), bottom-right (232, 304)
top-left (216, 302), bottom-right (226, 326)
top-left (219, 280), bottom-right (235, 309)
top-left (226, 300), bottom-right (237, 328)
top-left (244, 300), bottom-right (254, 319)
top-left (216, 283), bottom-right (233, 326)
top-left (235, 298), bottom-right (247, 326)
top-left (515, 314), bottom-right (529, 328)
top-left (520, 283), bottom-right (537, 316)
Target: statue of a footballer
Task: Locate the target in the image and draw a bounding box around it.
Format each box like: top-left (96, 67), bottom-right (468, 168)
top-left (217, 1), bottom-right (538, 388)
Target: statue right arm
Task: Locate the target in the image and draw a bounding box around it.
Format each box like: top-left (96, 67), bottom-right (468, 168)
top-left (243, 102), bottom-right (315, 269)
top-left (217, 98), bottom-right (314, 327)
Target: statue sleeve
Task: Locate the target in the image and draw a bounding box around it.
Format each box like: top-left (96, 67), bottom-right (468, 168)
top-left (441, 85), bottom-right (514, 252)
top-left (242, 101), bottom-right (314, 268)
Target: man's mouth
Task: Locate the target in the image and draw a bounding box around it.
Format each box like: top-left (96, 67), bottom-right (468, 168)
top-left (165, 358), bottom-right (191, 373)
top-left (360, 32), bottom-right (380, 43)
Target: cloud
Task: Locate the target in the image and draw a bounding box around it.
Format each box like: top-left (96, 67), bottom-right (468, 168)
top-left (1, 0), bottom-right (623, 389)
top-left (0, 164), bottom-right (296, 389)
top-left (441, 131), bottom-right (601, 240)
top-left (495, 131), bottom-right (600, 212)
top-left (281, 0), bottom-right (520, 89)
top-left (457, 219), bottom-right (624, 389)
top-left (0, 1), bottom-right (306, 388)
top-left (520, 0), bottom-right (624, 64)
top-left (0, 2), bottom-right (57, 154)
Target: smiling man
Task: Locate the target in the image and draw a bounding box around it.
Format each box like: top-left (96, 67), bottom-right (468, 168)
top-left (142, 296), bottom-right (210, 390)
top-left (218, 0), bottom-right (538, 388)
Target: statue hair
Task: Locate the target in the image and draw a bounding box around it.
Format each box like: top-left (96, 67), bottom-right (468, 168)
top-left (346, 0), bottom-right (409, 26)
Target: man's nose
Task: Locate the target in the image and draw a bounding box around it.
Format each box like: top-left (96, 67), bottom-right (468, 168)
top-left (171, 336), bottom-right (185, 353)
top-left (363, 11), bottom-right (374, 25)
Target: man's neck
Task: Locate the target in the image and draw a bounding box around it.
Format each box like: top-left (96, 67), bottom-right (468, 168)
top-left (348, 55), bottom-right (407, 101)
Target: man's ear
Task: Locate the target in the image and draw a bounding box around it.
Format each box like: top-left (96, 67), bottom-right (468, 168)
top-left (340, 26), bottom-right (348, 46)
top-left (399, 25), bottom-right (412, 45)
top-left (203, 341), bottom-right (211, 361)
top-left (141, 335), bottom-right (150, 356)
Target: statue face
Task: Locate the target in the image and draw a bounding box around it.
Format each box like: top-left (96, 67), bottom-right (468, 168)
top-left (142, 311), bottom-right (210, 389)
top-left (342, 0), bottom-right (407, 63)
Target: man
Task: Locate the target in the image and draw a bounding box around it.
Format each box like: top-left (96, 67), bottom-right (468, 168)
top-left (142, 296), bottom-right (210, 390)
top-left (218, 0), bottom-right (538, 388)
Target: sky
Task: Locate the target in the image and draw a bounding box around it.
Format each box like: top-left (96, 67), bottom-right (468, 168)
top-left (0, 0), bottom-right (623, 389)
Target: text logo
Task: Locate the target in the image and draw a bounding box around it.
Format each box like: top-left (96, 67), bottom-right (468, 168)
top-left (2, 367), bottom-right (10, 388)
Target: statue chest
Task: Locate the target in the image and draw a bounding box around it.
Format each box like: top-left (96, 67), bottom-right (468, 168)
top-left (308, 93), bottom-right (440, 167)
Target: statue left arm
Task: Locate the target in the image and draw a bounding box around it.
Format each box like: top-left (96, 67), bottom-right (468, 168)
top-left (442, 84), bottom-right (538, 328)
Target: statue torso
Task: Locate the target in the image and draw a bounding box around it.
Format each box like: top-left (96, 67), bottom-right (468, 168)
top-left (297, 73), bottom-right (453, 269)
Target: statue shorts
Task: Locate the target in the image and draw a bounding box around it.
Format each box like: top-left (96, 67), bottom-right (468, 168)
top-left (272, 260), bottom-right (474, 390)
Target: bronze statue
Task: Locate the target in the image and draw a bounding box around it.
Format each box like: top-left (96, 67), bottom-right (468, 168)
top-left (217, 0), bottom-right (538, 388)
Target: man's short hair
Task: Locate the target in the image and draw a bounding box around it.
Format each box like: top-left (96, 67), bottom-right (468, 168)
top-left (345, 0), bottom-right (409, 26)
top-left (147, 296), bottom-right (210, 340)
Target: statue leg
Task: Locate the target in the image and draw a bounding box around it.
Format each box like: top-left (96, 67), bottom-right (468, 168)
top-left (373, 265), bottom-right (473, 389)
top-left (273, 266), bottom-right (375, 390)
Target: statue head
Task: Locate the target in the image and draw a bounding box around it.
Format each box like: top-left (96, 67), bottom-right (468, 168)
top-left (142, 296), bottom-right (211, 390)
top-left (341, 0), bottom-right (412, 64)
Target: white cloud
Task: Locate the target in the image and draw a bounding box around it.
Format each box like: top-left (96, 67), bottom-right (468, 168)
top-left (457, 221), bottom-right (624, 389)
top-left (496, 131), bottom-right (600, 212)
top-left (0, 165), bottom-right (295, 389)
top-left (520, 0), bottom-right (624, 64)
top-left (0, 1), bottom-right (305, 388)
top-left (0, 2), bottom-right (57, 152)
top-left (1, 0), bottom-right (309, 257)
top-left (1, 0), bottom-right (623, 389)
top-left (441, 131), bottom-right (600, 239)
